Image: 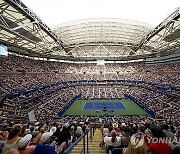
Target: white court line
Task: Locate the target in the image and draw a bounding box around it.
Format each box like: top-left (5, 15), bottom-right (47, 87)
top-left (82, 102), bottom-right (86, 110)
top-left (121, 102), bottom-right (127, 109)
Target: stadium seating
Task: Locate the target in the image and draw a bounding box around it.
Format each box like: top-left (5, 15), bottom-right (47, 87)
top-left (0, 55), bottom-right (179, 154)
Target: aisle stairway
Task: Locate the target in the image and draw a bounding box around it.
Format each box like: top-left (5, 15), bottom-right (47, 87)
top-left (71, 128), bottom-right (106, 154)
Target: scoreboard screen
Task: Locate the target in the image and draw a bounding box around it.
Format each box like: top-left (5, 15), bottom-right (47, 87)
top-left (97, 59), bottom-right (105, 65)
top-left (0, 45), bottom-right (8, 56)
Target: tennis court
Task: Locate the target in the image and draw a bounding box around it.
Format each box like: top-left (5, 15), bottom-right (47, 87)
top-left (83, 102), bottom-right (126, 110)
top-left (63, 99), bottom-right (147, 116)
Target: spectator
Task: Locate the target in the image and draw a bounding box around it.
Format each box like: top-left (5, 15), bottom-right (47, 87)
top-left (2, 125), bottom-right (21, 153)
top-left (17, 134), bottom-right (35, 154)
top-left (104, 130), bottom-right (121, 152)
top-left (121, 127), bottom-right (131, 148)
top-left (123, 132), bottom-right (147, 154)
top-left (171, 128), bottom-right (180, 154)
top-left (33, 131), bottom-right (65, 154)
top-left (33, 126), bottom-right (45, 145)
top-left (162, 124), bottom-right (174, 142)
top-left (147, 125), bottom-right (170, 154)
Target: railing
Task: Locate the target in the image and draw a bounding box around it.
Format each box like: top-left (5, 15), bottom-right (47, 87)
top-left (64, 125), bottom-right (96, 154)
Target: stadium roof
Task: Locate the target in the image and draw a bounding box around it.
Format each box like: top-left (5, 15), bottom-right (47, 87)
top-left (53, 18), bottom-right (153, 59)
top-left (0, 0), bottom-right (179, 61)
top-left (54, 18), bottom-right (152, 47)
top-left (0, 0), bottom-right (64, 58)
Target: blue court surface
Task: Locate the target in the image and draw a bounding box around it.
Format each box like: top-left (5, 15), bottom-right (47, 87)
top-left (83, 102), bottom-right (126, 110)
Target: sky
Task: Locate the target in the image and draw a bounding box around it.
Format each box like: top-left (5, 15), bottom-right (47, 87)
top-left (21, 0), bottom-right (179, 28)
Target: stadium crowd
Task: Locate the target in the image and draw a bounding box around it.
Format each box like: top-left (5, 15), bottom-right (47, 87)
top-left (34, 89), bottom-right (76, 122)
top-left (0, 54), bottom-right (180, 153)
top-left (1, 84), bottom-right (179, 123)
top-left (0, 54), bottom-right (180, 73)
top-left (100, 115), bottom-right (180, 154)
top-left (0, 118), bottom-right (90, 154)
top-left (1, 72), bottom-right (180, 94)
top-left (0, 115), bottom-right (179, 154)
